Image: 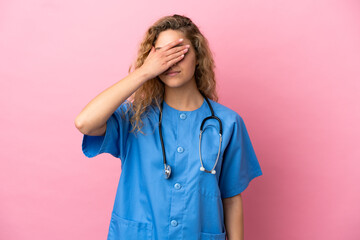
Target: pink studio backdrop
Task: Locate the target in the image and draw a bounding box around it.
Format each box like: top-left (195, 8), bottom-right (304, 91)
top-left (1, 0), bottom-right (359, 239)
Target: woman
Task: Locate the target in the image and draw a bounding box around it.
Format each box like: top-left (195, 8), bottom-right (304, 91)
top-left (75, 14), bottom-right (263, 240)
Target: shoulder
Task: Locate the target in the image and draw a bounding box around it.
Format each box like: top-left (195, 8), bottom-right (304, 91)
top-left (114, 99), bottom-right (134, 119)
top-left (207, 99), bottom-right (244, 125)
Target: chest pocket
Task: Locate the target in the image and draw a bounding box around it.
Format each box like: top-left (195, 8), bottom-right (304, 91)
top-left (197, 164), bottom-right (222, 198)
top-left (107, 212), bottom-right (153, 240)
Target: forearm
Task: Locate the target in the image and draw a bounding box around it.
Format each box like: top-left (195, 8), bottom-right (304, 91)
top-left (75, 68), bottom-right (150, 135)
top-left (222, 193), bottom-right (244, 240)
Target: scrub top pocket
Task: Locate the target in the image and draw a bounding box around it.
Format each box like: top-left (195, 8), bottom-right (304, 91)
top-left (197, 149), bottom-right (223, 198)
top-left (107, 212), bottom-right (153, 240)
top-left (199, 230), bottom-right (227, 240)
top-left (197, 170), bottom-right (221, 198)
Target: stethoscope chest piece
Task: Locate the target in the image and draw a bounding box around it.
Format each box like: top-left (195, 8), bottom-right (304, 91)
top-left (164, 164), bottom-right (172, 179)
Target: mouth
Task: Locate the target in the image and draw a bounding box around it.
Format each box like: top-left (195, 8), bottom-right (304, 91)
top-left (165, 71), bottom-right (180, 76)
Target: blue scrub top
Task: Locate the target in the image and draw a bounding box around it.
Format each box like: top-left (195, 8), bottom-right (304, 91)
top-left (82, 98), bottom-right (263, 240)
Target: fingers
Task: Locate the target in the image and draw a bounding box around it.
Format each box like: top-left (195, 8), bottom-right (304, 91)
top-left (147, 38), bottom-right (190, 75)
top-left (164, 45), bottom-right (189, 57)
top-left (149, 46), bottom-right (155, 55)
top-left (165, 47), bottom-right (188, 62)
top-left (167, 54), bottom-right (185, 67)
top-left (161, 38), bottom-right (184, 51)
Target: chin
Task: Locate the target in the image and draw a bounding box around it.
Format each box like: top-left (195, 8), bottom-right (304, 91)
top-left (161, 78), bottom-right (191, 89)
top-left (163, 81), bottom-right (186, 89)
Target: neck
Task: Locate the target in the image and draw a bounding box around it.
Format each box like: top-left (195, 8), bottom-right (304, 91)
top-left (163, 79), bottom-right (204, 111)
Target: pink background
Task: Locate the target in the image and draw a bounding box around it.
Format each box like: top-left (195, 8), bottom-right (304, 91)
top-left (1, 0), bottom-right (359, 239)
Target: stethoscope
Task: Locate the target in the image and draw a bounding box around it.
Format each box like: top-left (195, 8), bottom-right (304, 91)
top-left (158, 91), bottom-right (223, 179)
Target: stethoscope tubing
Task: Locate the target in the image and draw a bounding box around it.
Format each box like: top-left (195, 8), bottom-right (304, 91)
top-left (159, 91), bottom-right (223, 179)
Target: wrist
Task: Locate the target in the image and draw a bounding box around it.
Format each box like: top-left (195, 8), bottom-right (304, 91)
top-left (133, 67), bottom-right (153, 84)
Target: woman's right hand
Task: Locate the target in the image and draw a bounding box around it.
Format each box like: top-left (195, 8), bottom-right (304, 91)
top-left (139, 38), bottom-right (190, 80)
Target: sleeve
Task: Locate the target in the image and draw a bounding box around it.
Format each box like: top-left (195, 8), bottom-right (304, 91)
top-left (81, 100), bottom-right (132, 162)
top-left (219, 114), bottom-right (263, 198)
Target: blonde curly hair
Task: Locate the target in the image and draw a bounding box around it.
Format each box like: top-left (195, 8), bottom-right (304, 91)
top-left (125, 14), bottom-right (218, 135)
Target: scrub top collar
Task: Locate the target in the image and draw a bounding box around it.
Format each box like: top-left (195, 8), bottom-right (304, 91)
top-left (162, 97), bottom-right (207, 117)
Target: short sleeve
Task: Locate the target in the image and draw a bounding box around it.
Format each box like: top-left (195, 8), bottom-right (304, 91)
top-left (219, 114), bottom-right (263, 198)
top-left (81, 100), bottom-right (132, 161)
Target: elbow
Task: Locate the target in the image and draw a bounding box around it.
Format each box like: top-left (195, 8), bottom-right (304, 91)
top-left (75, 115), bottom-right (106, 136)
top-left (74, 115), bottom-right (88, 135)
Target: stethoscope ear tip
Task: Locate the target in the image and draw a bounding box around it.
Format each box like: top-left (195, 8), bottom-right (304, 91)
top-left (200, 166), bottom-right (216, 175)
